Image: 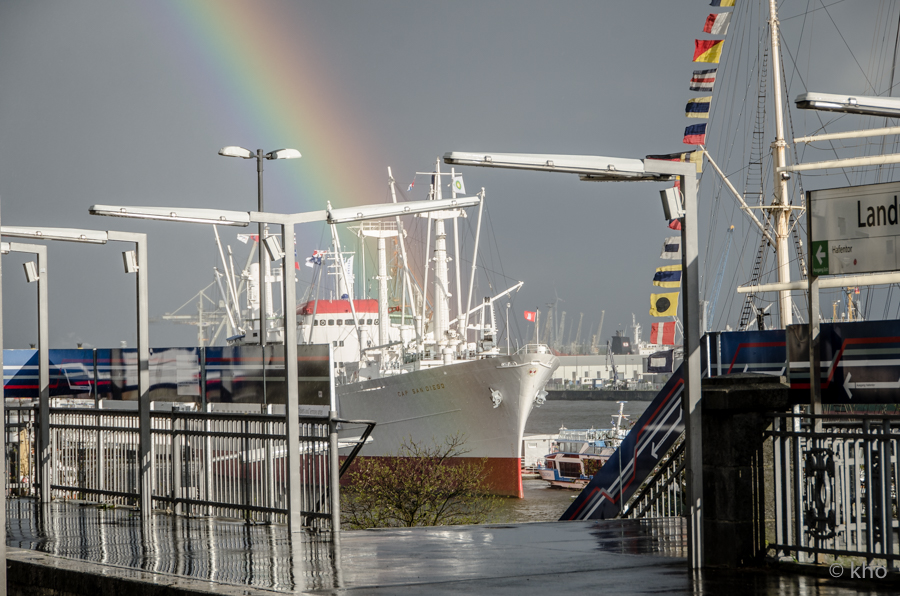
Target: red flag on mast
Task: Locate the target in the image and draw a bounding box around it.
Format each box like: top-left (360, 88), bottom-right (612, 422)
top-left (524, 311), bottom-right (537, 322)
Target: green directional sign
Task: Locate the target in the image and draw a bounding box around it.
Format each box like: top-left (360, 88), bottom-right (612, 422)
top-left (811, 240), bottom-right (829, 276)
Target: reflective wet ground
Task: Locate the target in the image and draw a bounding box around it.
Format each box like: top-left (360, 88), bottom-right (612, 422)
top-left (7, 498), bottom-right (900, 594)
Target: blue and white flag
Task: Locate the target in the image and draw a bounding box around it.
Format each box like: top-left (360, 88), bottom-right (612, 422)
top-left (304, 249), bottom-right (326, 268)
top-left (660, 236), bottom-right (682, 260)
top-left (653, 264), bottom-right (682, 287)
top-left (647, 349), bottom-right (674, 373)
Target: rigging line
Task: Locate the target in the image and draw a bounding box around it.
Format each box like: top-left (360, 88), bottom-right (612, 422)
top-left (780, 0), bottom-right (847, 22)
top-left (776, 16), bottom-right (852, 187)
top-left (819, 0), bottom-right (876, 90)
top-left (877, 2), bottom-right (900, 180)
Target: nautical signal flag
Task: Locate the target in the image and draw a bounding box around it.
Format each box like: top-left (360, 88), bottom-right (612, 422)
top-left (647, 350), bottom-right (675, 373)
top-left (660, 236), bottom-right (681, 260)
top-left (668, 219), bottom-right (682, 231)
top-left (685, 96), bottom-right (712, 119)
top-left (704, 12), bottom-right (732, 36)
top-left (452, 174), bottom-right (466, 194)
top-left (650, 322), bottom-right (677, 345)
top-left (684, 123), bottom-right (707, 145)
top-left (693, 39), bottom-right (724, 63)
top-left (524, 310), bottom-right (537, 322)
top-left (653, 264), bottom-right (682, 288)
top-left (645, 151), bottom-right (703, 173)
top-left (690, 68), bottom-right (717, 92)
top-left (650, 292), bottom-right (680, 317)
top-left (710, 0), bottom-right (735, 6)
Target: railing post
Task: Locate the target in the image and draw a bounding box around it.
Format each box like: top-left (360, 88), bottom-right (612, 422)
top-left (329, 410), bottom-right (341, 534)
top-left (265, 404), bottom-right (276, 523)
top-left (97, 403), bottom-right (105, 497)
top-left (173, 411), bottom-right (182, 516)
top-left (863, 418), bottom-right (875, 559)
top-left (879, 418), bottom-right (892, 560)
top-left (773, 413), bottom-right (785, 556)
top-left (205, 413), bottom-right (213, 517)
top-left (790, 408), bottom-right (804, 561)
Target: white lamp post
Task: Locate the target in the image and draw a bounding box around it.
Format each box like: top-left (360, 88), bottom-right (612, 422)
top-left (90, 195), bottom-right (480, 534)
top-left (219, 147), bottom-right (301, 347)
top-left (1, 242), bottom-right (49, 504)
top-left (443, 151), bottom-right (704, 568)
top-left (0, 226), bottom-right (152, 519)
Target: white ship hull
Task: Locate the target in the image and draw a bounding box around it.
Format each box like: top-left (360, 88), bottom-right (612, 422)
top-left (336, 350), bottom-right (559, 497)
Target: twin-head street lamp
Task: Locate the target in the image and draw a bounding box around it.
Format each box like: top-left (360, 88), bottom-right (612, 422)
top-left (219, 146), bottom-right (301, 346)
top-left (0, 225), bottom-right (151, 517)
top-left (443, 150), bottom-right (703, 568)
top-left (90, 195), bottom-right (480, 534)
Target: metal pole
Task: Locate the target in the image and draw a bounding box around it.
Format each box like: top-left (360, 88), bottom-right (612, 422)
top-left (0, 196), bottom-right (6, 595)
top-left (806, 193), bottom-right (823, 425)
top-left (7, 243), bottom-right (51, 505)
top-left (35, 246), bottom-right (50, 505)
top-left (257, 149), bottom-right (267, 347)
top-left (0, 198), bottom-right (9, 596)
top-left (646, 159), bottom-right (703, 568)
top-left (109, 231), bottom-right (152, 519)
top-left (329, 410), bottom-right (340, 533)
top-left (281, 222), bottom-right (304, 535)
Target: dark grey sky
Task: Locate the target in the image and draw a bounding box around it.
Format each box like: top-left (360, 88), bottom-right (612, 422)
top-left (0, 0), bottom-right (887, 349)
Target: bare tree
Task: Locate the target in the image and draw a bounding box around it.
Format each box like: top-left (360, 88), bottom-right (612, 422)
top-left (341, 433), bottom-right (500, 529)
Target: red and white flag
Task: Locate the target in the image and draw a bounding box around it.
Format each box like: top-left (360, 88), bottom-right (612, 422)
top-left (650, 322), bottom-right (676, 345)
top-left (524, 311), bottom-right (537, 322)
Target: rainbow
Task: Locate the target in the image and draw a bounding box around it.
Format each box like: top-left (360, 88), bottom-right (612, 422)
top-left (150, 1), bottom-right (378, 212)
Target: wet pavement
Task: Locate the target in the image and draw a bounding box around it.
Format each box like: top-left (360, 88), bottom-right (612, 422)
top-left (6, 498), bottom-right (899, 595)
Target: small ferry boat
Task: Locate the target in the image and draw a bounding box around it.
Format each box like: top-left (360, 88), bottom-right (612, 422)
top-left (538, 402), bottom-right (632, 489)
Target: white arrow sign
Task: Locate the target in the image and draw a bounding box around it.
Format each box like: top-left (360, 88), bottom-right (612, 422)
top-left (843, 373), bottom-right (900, 398)
top-left (651, 407), bottom-right (683, 459)
top-left (816, 244), bottom-right (826, 266)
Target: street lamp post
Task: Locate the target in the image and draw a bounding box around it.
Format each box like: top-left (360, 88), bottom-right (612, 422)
top-left (443, 151), bottom-right (704, 568)
top-left (90, 195), bottom-right (479, 535)
top-left (1, 242), bottom-right (49, 504)
top-left (218, 147), bottom-right (301, 346)
top-left (0, 226), bottom-right (152, 519)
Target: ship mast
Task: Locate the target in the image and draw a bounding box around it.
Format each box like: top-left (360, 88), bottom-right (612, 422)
top-left (430, 159), bottom-right (452, 348)
top-left (767, 0), bottom-right (796, 328)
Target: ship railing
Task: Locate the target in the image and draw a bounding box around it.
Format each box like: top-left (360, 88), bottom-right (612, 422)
top-left (4, 403), bottom-right (374, 532)
top-left (621, 437), bottom-right (685, 520)
top-left (516, 343), bottom-right (552, 355)
top-left (766, 411), bottom-right (900, 568)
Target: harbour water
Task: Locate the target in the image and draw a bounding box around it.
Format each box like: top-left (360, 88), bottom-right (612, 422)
top-left (496, 398), bottom-right (652, 523)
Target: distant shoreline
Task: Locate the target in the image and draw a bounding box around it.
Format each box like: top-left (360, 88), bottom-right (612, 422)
top-left (546, 390), bottom-right (656, 402)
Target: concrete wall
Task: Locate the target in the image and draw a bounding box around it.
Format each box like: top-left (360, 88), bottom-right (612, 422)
top-left (700, 374), bottom-right (794, 567)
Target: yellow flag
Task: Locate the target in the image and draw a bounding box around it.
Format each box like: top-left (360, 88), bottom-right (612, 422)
top-left (652, 265), bottom-right (682, 288)
top-left (650, 292), bottom-right (680, 317)
top-left (689, 150), bottom-right (703, 173)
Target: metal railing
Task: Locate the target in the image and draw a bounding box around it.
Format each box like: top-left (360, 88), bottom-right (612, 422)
top-left (622, 440), bottom-right (685, 519)
top-left (6, 403), bottom-right (373, 530)
top-left (767, 412), bottom-right (900, 568)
